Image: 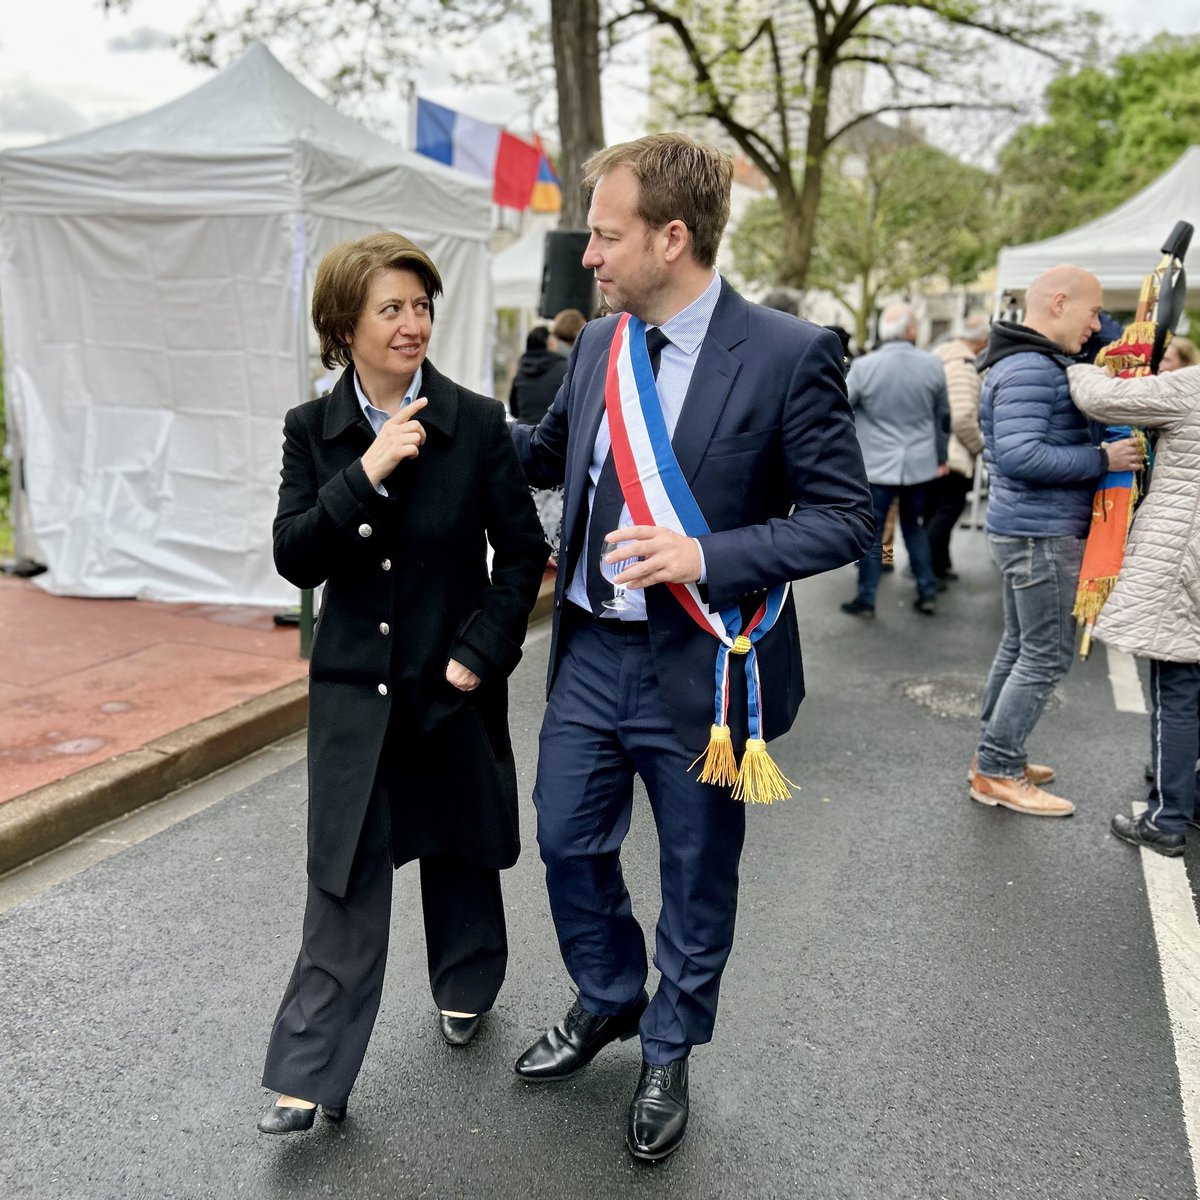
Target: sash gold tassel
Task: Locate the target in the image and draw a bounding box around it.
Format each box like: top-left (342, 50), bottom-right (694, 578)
top-left (690, 724), bottom-right (739, 788)
top-left (732, 738), bottom-right (796, 805)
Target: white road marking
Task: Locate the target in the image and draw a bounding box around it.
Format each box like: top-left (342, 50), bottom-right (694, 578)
top-left (1107, 645), bottom-right (1148, 714)
top-left (1133, 801), bottom-right (1200, 1196)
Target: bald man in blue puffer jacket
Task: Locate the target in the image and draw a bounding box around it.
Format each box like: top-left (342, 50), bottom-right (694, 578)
top-left (969, 265), bottom-right (1143, 819)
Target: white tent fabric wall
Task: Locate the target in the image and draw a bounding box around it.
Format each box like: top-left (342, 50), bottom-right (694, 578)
top-left (994, 146), bottom-right (1200, 308)
top-left (0, 43), bottom-right (493, 605)
top-left (492, 227), bottom-right (547, 311)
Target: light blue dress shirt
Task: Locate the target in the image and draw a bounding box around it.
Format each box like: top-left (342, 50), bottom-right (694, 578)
top-left (567, 270), bottom-right (720, 619)
top-left (354, 366), bottom-right (423, 497)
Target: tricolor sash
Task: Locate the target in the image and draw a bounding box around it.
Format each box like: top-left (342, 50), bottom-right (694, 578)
top-left (604, 312), bottom-right (795, 803)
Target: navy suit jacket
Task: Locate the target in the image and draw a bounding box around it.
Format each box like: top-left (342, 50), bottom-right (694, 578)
top-left (512, 279), bottom-right (874, 752)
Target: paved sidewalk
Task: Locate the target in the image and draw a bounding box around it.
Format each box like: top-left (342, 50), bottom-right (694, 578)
top-left (0, 571), bottom-right (556, 875)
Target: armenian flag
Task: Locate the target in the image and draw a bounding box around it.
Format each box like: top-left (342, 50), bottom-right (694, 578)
top-left (530, 134), bottom-right (562, 213)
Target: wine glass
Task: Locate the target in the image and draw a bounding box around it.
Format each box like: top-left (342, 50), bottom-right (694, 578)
top-left (600, 540), bottom-right (637, 612)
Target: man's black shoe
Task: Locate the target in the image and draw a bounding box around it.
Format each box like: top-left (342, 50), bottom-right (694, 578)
top-left (626, 1057), bottom-right (689, 1162)
top-left (1111, 812), bottom-right (1185, 857)
top-left (840, 599), bottom-right (875, 619)
top-left (515, 990), bottom-right (648, 1081)
top-left (913, 596), bottom-right (937, 615)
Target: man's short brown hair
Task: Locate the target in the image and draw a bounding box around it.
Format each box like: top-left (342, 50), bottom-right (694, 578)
top-left (582, 133), bottom-right (733, 268)
top-left (551, 308), bottom-right (587, 345)
top-left (312, 232), bottom-right (444, 369)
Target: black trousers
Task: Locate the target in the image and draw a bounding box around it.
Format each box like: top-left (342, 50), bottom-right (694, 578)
top-left (261, 787), bottom-right (508, 1108)
top-left (924, 471), bottom-right (974, 576)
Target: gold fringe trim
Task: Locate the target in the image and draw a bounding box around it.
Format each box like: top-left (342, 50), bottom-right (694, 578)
top-left (1097, 322), bottom-right (1157, 371)
top-left (690, 724), bottom-right (739, 788)
top-left (1072, 577), bottom-right (1117, 624)
top-left (732, 738), bottom-right (797, 805)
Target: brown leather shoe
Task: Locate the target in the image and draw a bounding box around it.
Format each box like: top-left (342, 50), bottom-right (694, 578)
top-left (969, 772), bottom-right (1074, 817)
top-left (968, 757), bottom-right (1055, 786)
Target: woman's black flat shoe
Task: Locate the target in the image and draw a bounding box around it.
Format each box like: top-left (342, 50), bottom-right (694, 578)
top-left (257, 1102), bottom-right (317, 1134)
top-left (439, 1012), bottom-right (482, 1046)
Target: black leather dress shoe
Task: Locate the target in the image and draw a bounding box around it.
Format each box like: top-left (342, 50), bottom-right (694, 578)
top-left (626, 1057), bottom-right (689, 1162)
top-left (1112, 812), bottom-right (1185, 857)
top-left (257, 1102), bottom-right (317, 1135)
top-left (515, 990), bottom-right (649, 1081)
top-left (439, 1012), bottom-right (483, 1046)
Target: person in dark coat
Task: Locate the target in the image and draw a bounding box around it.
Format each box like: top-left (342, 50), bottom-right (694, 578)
top-left (509, 326), bottom-right (567, 426)
top-left (257, 232), bottom-right (547, 1134)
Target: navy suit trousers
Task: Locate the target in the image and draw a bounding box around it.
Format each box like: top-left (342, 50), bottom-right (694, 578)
top-left (533, 609), bottom-right (747, 1064)
top-left (1146, 658), bottom-right (1200, 836)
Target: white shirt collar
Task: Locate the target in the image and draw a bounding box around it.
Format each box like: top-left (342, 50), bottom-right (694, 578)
top-left (654, 270), bottom-right (722, 356)
top-left (354, 366), bottom-right (423, 429)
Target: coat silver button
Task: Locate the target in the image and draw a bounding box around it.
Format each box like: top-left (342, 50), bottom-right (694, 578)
top-left (377, 683), bottom-right (388, 696)
top-left (358, 523), bottom-right (372, 538)
top-left (381, 558), bottom-right (392, 571)
top-left (379, 622), bottom-right (390, 635)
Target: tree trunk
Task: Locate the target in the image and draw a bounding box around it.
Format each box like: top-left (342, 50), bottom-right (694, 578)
top-left (777, 56), bottom-right (835, 290)
top-left (551, 0), bottom-right (605, 229)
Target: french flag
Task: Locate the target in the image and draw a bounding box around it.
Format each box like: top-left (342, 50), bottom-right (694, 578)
top-left (416, 97), bottom-right (545, 210)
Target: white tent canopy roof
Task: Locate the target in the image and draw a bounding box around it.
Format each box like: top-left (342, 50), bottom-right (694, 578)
top-left (995, 146), bottom-right (1200, 307)
top-left (0, 42), bottom-right (490, 236)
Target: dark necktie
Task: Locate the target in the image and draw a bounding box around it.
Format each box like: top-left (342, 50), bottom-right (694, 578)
top-left (585, 326), bottom-right (671, 615)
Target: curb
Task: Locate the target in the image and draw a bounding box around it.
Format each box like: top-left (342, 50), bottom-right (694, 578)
top-left (0, 577), bottom-right (557, 878)
top-left (0, 679), bottom-right (309, 877)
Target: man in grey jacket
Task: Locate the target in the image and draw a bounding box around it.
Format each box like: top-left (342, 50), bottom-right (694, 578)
top-left (841, 303), bottom-right (949, 618)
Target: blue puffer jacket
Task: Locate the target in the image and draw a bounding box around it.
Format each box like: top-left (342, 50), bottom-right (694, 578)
top-left (980, 322), bottom-right (1104, 537)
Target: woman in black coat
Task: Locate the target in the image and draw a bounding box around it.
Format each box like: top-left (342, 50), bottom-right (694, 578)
top-left (258, 232), bottom-right (547, 1134)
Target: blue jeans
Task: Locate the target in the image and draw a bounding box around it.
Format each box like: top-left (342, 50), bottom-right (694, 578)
top-left (856, 482), bottom-right (937, 606)
top-left (976, 534), bottom-right (1085, 778)
top-left (1145, 659), bottom-right (1200, 835)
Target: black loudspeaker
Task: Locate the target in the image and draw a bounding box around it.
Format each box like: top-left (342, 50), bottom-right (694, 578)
top-left (538, 230), bottom-right (595, 318)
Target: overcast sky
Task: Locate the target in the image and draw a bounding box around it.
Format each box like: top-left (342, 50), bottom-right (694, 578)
top-left (0, 0), bottom-right (1197, 153)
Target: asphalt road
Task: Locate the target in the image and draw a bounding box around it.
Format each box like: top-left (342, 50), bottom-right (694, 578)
top-left (2, 533), bottom-right (1194, 1200)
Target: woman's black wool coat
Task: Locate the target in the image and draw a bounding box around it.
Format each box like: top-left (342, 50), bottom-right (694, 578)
top-left (274, 360), bottom-right (548, 898)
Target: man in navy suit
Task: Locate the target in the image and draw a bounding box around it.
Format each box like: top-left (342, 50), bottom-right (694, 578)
top-left (511, 133), bottom-right (873, 1161)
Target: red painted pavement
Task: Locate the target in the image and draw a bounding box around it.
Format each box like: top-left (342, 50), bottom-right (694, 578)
top-left (0, 577), bottom-right (309, 805)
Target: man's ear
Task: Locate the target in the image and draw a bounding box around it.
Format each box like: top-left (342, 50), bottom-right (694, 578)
top-left (662, 219), bottom-right (691, 264)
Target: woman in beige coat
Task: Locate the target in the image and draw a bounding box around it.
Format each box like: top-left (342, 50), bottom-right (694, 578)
top-left (1068, 360), bottom-right (1200, 856)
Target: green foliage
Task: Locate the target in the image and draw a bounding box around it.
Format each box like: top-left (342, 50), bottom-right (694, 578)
top-left (998, 35), bottom-right (1200, 244)
top-left (731, 139), bottom-right (998, 344)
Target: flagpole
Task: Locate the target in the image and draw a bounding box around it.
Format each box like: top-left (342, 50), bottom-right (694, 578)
top-left (403, 78), bottom-right (417, 152)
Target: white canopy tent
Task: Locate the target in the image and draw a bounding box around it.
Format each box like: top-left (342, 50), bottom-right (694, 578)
top-left (995, 146), bottom-right (1200, 308)
top-left (492, 227), bottom-right (548, 311)
top-left (0, 43), bottom-right (493, 604)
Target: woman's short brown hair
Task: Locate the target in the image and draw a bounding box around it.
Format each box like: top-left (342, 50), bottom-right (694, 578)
top-left (312, 232), bottom-right (444, 369)
top-left (582, 133), bottom-right (733, 269)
